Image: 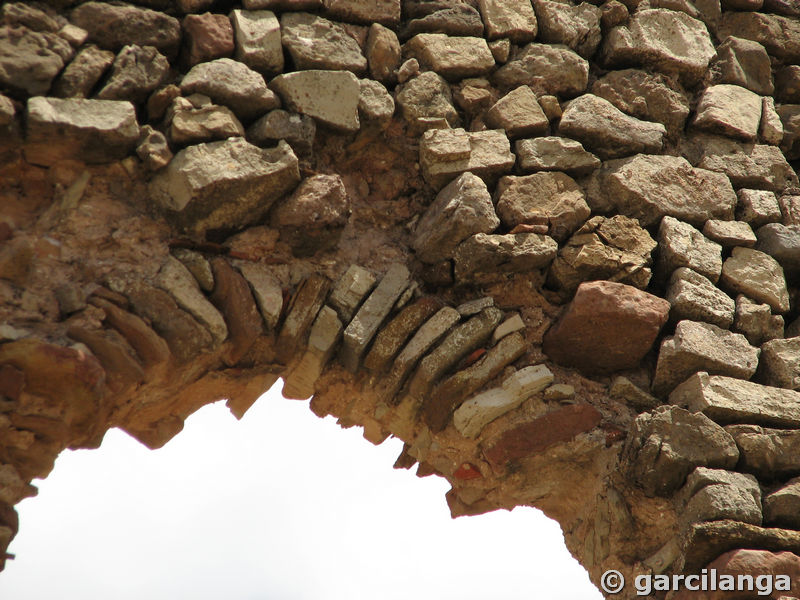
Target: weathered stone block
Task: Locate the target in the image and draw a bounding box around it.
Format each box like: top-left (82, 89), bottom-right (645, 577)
top-left (657, 216), bottom-right (722, 283)
top-left (492, 42), bottom-right (588, 97)
top-left (420, 128), bottom-right (515, 190)
top-left (453, 232), bottom-right (557, 283)
top-left (666, 268), bottom-right (735, 329)
top-left (328, 265), bottom-right (376, 324)
top-left (711, 36), bottom-right (774, 96)
top-left (692, 84), bottom-right (763, 141)
top-left (720, 247), bottom-right (790, 313)
top-left (283, 306), bottom-right (343, 400)
top-left (277, 273), bottom-right (330, 360)
top-left (764, 478), bottom-right (800, 529)
top-left (269, 70), bottom-right (361, 132)
top-left (477, 0), bottom-right (538, 42)
top-left (280, 12), bottom-right (366, 75)
top-left (404, 34), bottom-right (495, 81)
top-left (702, 220), bottom-right (757, 249)
top-left (534, 0), bottom-right (602, 58)
top-left (760, 337), bottom-right (800, 391)
top-left (484, 86), bottom-right (548, 139)
top-left (515, 137), bottom-right (600, 176)
top-left (230, 9), bottom-right (283, 75)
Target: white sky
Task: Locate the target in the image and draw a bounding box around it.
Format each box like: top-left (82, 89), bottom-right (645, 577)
top-left (0, 380), bottom-right (602, 600)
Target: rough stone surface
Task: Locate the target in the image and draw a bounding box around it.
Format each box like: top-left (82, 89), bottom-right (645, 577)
top-left (702, 220), bottom-right (757, 249)
top-left (52, 44), bottom-right (114, 98)
top-left (544, 281), bottom-right (670, 374)
top-left (136, 125), bottom-right (172, 172)
top-left (328, 265), bottom-right (376, 324)
top-left (396, 71), bottom-right (459, 133)
top-left (358, 79), bottom-right (394, 127)
top-left (247, 110), bottom-right (316, 157)
top-left (711, 36), bottom-right (773, 97)
top-left (420, 128), bottom-right (515, 190)
top-left (404, 34), bottom-right (494, 81)
top-left (236, 263), bottom-right (283, 330)
top-left (182, 12), bottom-right (234, 67)
top-left (666, 267), bottom-right (735, 328)
top-left (515, 137), bottom-right (600, 176)
top-left (492, 42), bottom-right (588, 97)
top-left (755, 223), bottom-right (800, 277)
top-left (0, 26), bottom-right (70, 96)
top-left (323, 0), bottom-right (400, 27)
top-left (760, 337), bottom-right (800, 391)
top-left (270, 70), bottom-right (360, 132)
top-left (720, 247), bottom-right (790, 313)
top-left (484, 86), bottom-right (548, 139)
top-left (231, 9), bottom-right (283, 75)
top-left (282, 306), bottom-right (342, 400)
top-left (657, 216), bottom-right (722, 283)
top-left (96, 45), bottom-right (169, 102)
top-left (692, 84), bottom-right (763, 142)
top-left (454, 233), bottom-right (558, 283)
top-left (276, 273), bottom-right (330, 360)
top-left (764, 479), bottom-right (800, 530)
top-left (718, 12), bottom-right (800, 63)
top-left (168, 97), bottom-right (245, 146)
top-left (365, 23), bottom-right (401, 83)
top-left (682, 481), bottom-right (763, 528)
top-left (737, 189), bottom-right (782, 227)
top-left (533, 0), bottom-right (602, 58)
top-left (477, 0), bottom-right (538, 42)
top-left (734, 295), bottom-right (785, 346)
top-left (558, 94), bottom-right (666, 160)
top-left (280, 13), bottom-right (366, 75)
top-left (208, 258), bottom-right (263, 365)
top-left (761, 97), bottom-right (785, 146)
top-left (727, 425), bottom-right (800, 479)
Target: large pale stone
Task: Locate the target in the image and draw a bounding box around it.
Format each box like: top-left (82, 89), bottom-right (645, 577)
top-left (761, 97), bottom-right (784, 145)
top-left (764, 478), bottom-right (800, 529)
top-left (720, 247), bottom-right (790, 313)
top-left (25, 97), bottom-right (139, 166)
top-left (403, 34), bottom-right (494, 81)
top-left (453, 233), bottom-right (558, 283)
top-left (718, 12), bottom-right (800, 63)
top-left (477, 0), bottom-right (538, 42)
top-left (420, 128), bottom-right (515, 190)
top-left (230, 9), bottom-right (283, 75)
top-left (734, 295), bottom-right (785, 346)
top-left (237, 263), bottom-right (283, 330)
top-left (515, 137), bottom-right (600, 176)
top-left (52, 44), bottom-right (114, 99)
top-left (760, 337), bottom-right (800, 391)
top-left (756, 223), bottom-right (800, 277)
top-left (711, 36), bottom-right (774, 96)
top-left (653, 321), bottom-right (760, 396)
top-left (495, 172), bottom-right (589, 242)
top-left (558, 94), bottom-right (666, 160)
top-left (0, 25), bottom-right (71, 96)
top-left (602, 9), bottom-right (716, 82)
top-left (692, 84), bottom-right (763, 141)
top-left (586, 154), bottom-right (736, 227)
top-left (544, 281), bottom-right (670, 374)
top-left (533, 0), bottom-right (602, 58)
top-left (657, 216), bottom-right (722, 283)
top-left (323, 0), bottom-right (400, 26)
top-left (282, 306), bottom-right (343, 400)
top-left (737, 189), bottom-right (782, 227)
top-left (666, 268), bottom-right (735, 329)
top-left (328, 265), bottom-right (376, 324)
top-left (167, 97), bottom-right (244, 146)
top-left (396, 71), bottom-right (459, 132)
top-left (492, 42), bottom-right (588, 97)
top-left (269, 70), bottom-right (360, 132)
top-left (365, 23), bottom-right (401, 83)
top-left (702, 220), bottom-right (757, 249)
top-left (412, 172), bottom-right (499, 264)
top-left (280, 12), bottom-right (366, 75)
top-left (726, 424), bottom-right (800, 479)
top-left (484, 86), bottom-right (548, 139)
top-left (682, 480), bottom-right (763, 528)
top-left (149, 138), bottom-right (300, 236)
top-left (97, 44), bottom-right (169, 102)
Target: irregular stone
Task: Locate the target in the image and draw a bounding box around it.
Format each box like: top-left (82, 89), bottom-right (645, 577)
top-left (533, 0), bottom-right (602, 58)
top-left (2, 2), bottom-right (60, 32)
top-left (586, 154), bottom-right (736, 228)
top-left (237, 263), bottom-right (283, 330)
top-left (172, 248), bottom-right (214, 292)
top-left (208, 258), bottom-right (263, 365)
top-left (323, 0), bottom-right (400, 27)
top-left (396, 70), bottom-right (459, 132)
top-left (149, 138), bottom-right (300, 236)
top-left (401, 5), bottom-right (484, 39)
top-left (547, 215), bottom-right (657, 295)
top-left (702, 220), bottom-right (757, 249)
top-left (280, 13), bottom-right (366, 75)
top-left (761, 97), bottom-right (784, 146)
top-left (692, 84), bottom-right (762, 142)
top-left (244, 0), bottom-right (323, 8)
top-left (558, 94), bottom-right (666, 160)
top-left (457, 297), bottom-right (494, 317)
top-left (230, 9), bottom-right (283, 75)
top-left (514, 137), bottom-right (600, 177)
top-left (720, 247), bottom-right (790, 313)
top-left (55, 283), bottom-right (86, 317)
top-left (396, 57), bottom-right (420, 83)
top-left (781, 192), bottom-right (800, 225)
top-left (52, 44), bottom-right (114, 98)
top-left (756, 223), bottom-right (800, 277)
top-left (248, 110), bottom-right (316, 157)
top-left (403, 34), bottom-right (494, 81)
top-left (477, 0), bottom-right (538, 42)
top-left (358, 79), bottom-right (394, 127)
top-left (484, 403), bottom-right (602, 471)
top-left (137, 124), bottom-right (171, 171)
top-left (681, 473), bottom-right (763, 528)
top-left (726, 424), bottom-right (800, 479)
top-left (657, 216), bottom-right (722, 283)
top-left (760, 337), bottom-right (800, 391)
top-left (493, 42), bottom-right (588, 97)
top-left (407, 307), bottom-right (503, 398)
top-left (777, 66), bottom-right (800, 104)
top-left (453, 232), bottom-right (557, 283)
top-left (591, 69), bottom-right (690, 137)
top-left (181, 59), bottom-right (279, 121)
top-left (764, 479), bottom-right (800, 529)
top-left (156, 256), bottom-right (228, 346)
top-left (276, 274), bottom-right (330, 361)
top-left (600, 0), bottom-right (628, 29)
top-left (167, 97), bottom-right (244, 146)
top-left (424, 331), bottom-right (527, 431)
top-left (363, 296), bottom-right (442, 373)
top-left (25, 97), bottom-right (139, 166)
top-left (683, 467), bottom-right (762, 506)
top-left (623, 405), bottom-right (739, 497)
top-left (544, 281), bottom-right (669, 374)
top-left (737, 189), bottom-right (782, 227)
top-left (537, 95), bottom-right (561, 120)
top-left (70, 2), bottom-right (181, 57)
top-left (666, 268), bottom-right (735, 329)
top-left (182, 12), bottom-right (234, 67)
top-left (484, 86), bottom-right (548, 139)
top-left (340, 263), bottom-right (410, 372)
top-left (147, 84), bottom-right (180, 122)
top-left (671, 372), bottom-right (800, 428)
top-left (270, 69), bottom-right (360, 132)
top-left (282, 306), bottom-right (342, 400)
top-left (0, 26), bottom-right (69, 96)
top-left (365, 23), bottom-right (401, 83)
top-left (96, 44), bottom-right (169, 102)
top-left (328, 265), bottom-right (376, 324)
top-left (734, 295), bottom-right (785, 346)
top-left (412, 172), bottom-right (499, 264)
top-left (495, 172), bottom-right (589, 242)
top-left (609, 376), bottom-right (661, 412)
top-left (602, 9), bottom-right (716, 83)
top-left (718, 12), bottom-right (800, 63)
top-left (711, 36), bottom-right (774, 96)
top-left (454, 365), bottom-right (553, 438)
top-left (492, 313), bottom-right (525, 344)
top-left (271, 174), bottom-right (350, 256)
top-left (420, 128), bottom-right (515, 189)
top-left (66, 326), bottom-right (144, 394)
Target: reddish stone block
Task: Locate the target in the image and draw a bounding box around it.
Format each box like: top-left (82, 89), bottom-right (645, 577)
top-left (182, 13), bottom-right (234, 67)
top-left (454, 462), bottom-right (483, 480)
top-left (0, 364), bottom-right (24, 401)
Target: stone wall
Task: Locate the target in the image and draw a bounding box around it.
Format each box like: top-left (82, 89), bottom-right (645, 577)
top-left (2, 0), bottom-right (800, 596)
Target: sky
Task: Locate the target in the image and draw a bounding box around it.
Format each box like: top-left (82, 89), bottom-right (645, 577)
top-left (0, 380), bottom-right (602, 600)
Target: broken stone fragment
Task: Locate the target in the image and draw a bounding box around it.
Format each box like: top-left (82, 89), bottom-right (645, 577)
top-left (0, 25), bottom-right (71, 96)
top-left (323, 0), bottom-right (400, 27)
top-left (167, 97), bottom-right (245, 146)
top-left (269, 69), bottom-right (361, 133)
top-left (172, 249), bottom-right (214, 292)
top-left (67, 326), bottom-right (145, 394)
top-left (718, 12), bottom-right (800, 63)
top-left (656, 216), bottom-right (722, 284)
top-left (702, 220), bottom-right (757, 249)
top-left (181, 12), bottom-right (234, 67)
top-left (453, 232), bottom-right (557, 283)
top-left (357, 79), bottom-right (394, 127)
top-left (692, 84), bottom-right (763, 141)
top-left (277, 274), bottom-right (330, 361)
top-left (666, 267), bottom-right (735, 329)
top-left (52, 44), bottom-right (114, 98)
top-left (515, 137), bottom-right (600, 177)
top-left (248, 110), bottom-right (315, 157)
top-left (764, 479), bottom-right (800, 529)
top-left (96, 44), bottom-right (169, 103)
top-left (136, 125), bottom-right (172, 172)
top-left (280, 12), bottom-right (367, 75)
top-left (484, 86), bottom-right (548, 139)
top-left (419, 128), bottom-right (515, 189)
top-left (412, 172), bottom-right (498, 264)
top-left (230, 9), bottom-right (283, 76)
top-left (396, 70), bottom-right (459, 133)
top-left (365, 23), bottom-right (400, 83)
top-left (149, 138), bottom-right (300, 236)
top-left (680, 468), bottom-right (763, 528)
top-left (726, 424), bottom-right (800, 479)
top-left (328, 265), bottom-right (376, 324)
top-left (492, 42), bottom-right (588, 97)
top-left (282, 306), bottom-right (343, 400)
top-left (533, 0), bottom-right (602, 58)
top-left (543, 281), bottom-right (670, 374)
top-left (720, 247), bottom-right (790, 313)
top-left (710, 36), bottom-right (774, 96)
top-left (609, 376), bottom-right (661, 412)
top-left (271, 174), bottom-right (350, 257)
top-left (403, 33), bottom-right (494, 81)
top-left (761, 97), bottom-right (785, 146)
top-left (755, 223), bottom-right (800, 277)
top-left (477, 0), bottom-right (538, 42)
top-left (492, 313), bottom-right (524, 344)
top-left (737, 189), bottom-right (782, 227)
top-left (25, 97), bottom-right (139, 166)
top-left (760, 337), bottom-right (800, 391)
top-left (401, 5), bottom-right (484, 40)
top-left (653, 321), bottom-right (759, 396)
top-left (237, 263), bottom-right (283, 330)
top-left (734, 295), bottom-right (785, 346)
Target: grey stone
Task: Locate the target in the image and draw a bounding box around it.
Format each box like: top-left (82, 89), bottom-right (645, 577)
top-left (136, 125), bottom-right (172, 172)
top-left (282, 306), bottom-right (343, 400)
top-left (720, 247), bottom-right (790, 313)
top-left (396, 71), bottom-right (459, 132)
top-left (328, 265), bottom-right (376, 324)
top-left (24, 97), bottom-right (139, 166)
top-left (0, 25), bottom-right (70, 96)
top-left (412, 172), bottom-right (499, 264)
top-left (181, 59), bottom-right (280, 121)
top-left (755, 223), bottom-right (800, 277)
top-left (657, 216), bottom-right (722, 283)
top-left (726, 424), bottom-right (800, 479)
top-left (737, 189), bottom-right (782, 228)
top-left (419, 128), bottom-right (515, 190)
top-left (149, 138), bottom-right (300, 236)
top-left (609, 376), bottom-right (661, 412)
top-left (777, 65), bottom-right (800, 103)
top-left (322, 0), bottom-right (401, 27)
top-left (403, 34), bottom-right (494, 81)
top-left (683, 467), bottom-right (762, 507)
top-left (764, 478), bottom-right (800, 529)
top-left (558, 94), bottom-right (666, 160)
top-left (653, 320), bottom-right (760, 396)
top-left (96, 44), bottom-right (169, 103)
top-left (401, 6), bottom-right (484, 39)
top-left (495, 172), bottom-right (590, 242)
top-left (671, 372), bottom-right (800, 428)
top-left (172, 249), bottom-right (214, 292)
top-left (586, 154), bottom-right (736, 228)
top-left (591, 69), bottom-right (691, 137)
top-left (358, 79), bottom-right (394, 127)
top-left (477, 0), bottom-right (538, 42)
top-left (734, 295), bottom-right (785, 346)
top-left (340, 263), bottom-right (410, 372)
top-left (682, 483), bottom-right (763, 528)
top-left (280, 12), bottom-right (366, 75)
top-left (365, 23), bottom-right (401, 83)
top-left (718, 12), bottom-right (800, 63)
top-left (711, 36), bottom-right (774, 96)
top-left (602, 9), bottom-right (716, 83)
top-left (52, 44), bottom-right (113, 98)
top-left (492, 313), bottom-right (525, 344)
top-left (231, 9), bottom-right (283, 75)
top-left (760, 337), bottom-right (800, 391)
top-left (484, 86), bottom-right (548, 139)
top-left (276, 274), bottom-right (330, 360)
top-left (247, 110), bottom-right (316, 157)
top-left (168, 98), bottom-right (244, 146)
top-left (457, 297), bottom-right (494, 317)
top-left (269, 70), bottom-right (360, 132)
top-left (515, 137), bottom-right (600, 176)
top-left (692, 84), bottom-right (762, 141)
top-left (533, 0), bottom-right (602, 58)
top-left (454, 232), bottom-right (558, 283)
top-left (760, 97), bottom-right (784, 146)
top-left (623, 405), bottom-right (739, 497)
top-left (702, 220), bottom-right (757, 249)
top-left (666, 267), bottom-right (735, 329)
top-left (492, 42), bottom-right (588, 97)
